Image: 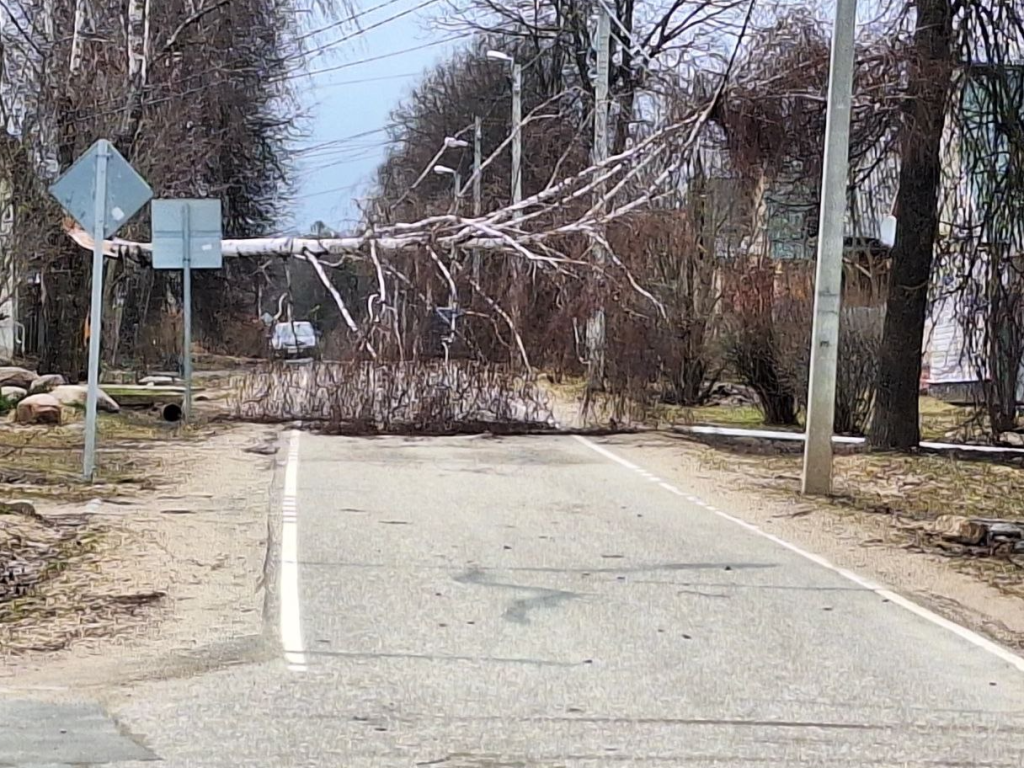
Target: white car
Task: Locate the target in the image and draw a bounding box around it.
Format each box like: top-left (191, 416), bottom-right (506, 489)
top-left (271, 321), bottom-right (320, 359)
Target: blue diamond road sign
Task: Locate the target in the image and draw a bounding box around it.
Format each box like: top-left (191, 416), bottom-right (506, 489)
top-left (152, 199), bottom-right (223, 270)
top-left (49, 139), bottom-right (152, 238)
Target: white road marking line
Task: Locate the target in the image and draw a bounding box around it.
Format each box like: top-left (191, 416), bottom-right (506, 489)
top-left (573, 435), bottom-right (639, 470)
top-left (573, 435), bottom-right (1024, 674)
top-left (281, 430), bottom-right (307, 670)
top-left (679, 424), bottom-right (1024, 455)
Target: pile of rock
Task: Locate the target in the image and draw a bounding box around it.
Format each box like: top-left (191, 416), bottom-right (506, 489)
top-left (705, 382), bottom-right (759, 408)
top-left (0, 366), bottom-right (120, 426)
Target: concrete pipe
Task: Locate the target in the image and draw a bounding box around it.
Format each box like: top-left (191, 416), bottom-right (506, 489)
top-left (161, 402), bottom-right (183, 422)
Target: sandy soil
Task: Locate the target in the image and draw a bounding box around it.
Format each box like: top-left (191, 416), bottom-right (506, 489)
top-left (0, 423), bottom-right (281, 693)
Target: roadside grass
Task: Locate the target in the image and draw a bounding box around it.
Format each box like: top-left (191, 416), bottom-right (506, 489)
top-left (0, 500), bottom-right (163, 655)
top-left (543, 372), bottom-right (980, 440)
top-left (0, 410), bottom-right (208, 503)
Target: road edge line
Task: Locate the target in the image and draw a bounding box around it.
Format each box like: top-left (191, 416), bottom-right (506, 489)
top-left (281, 429), bottom-right (307, 671)
top-left (572, 434), bottom-right (1024, 675)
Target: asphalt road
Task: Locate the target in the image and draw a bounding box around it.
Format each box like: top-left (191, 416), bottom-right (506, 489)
top-left (7, 432), bottom-right (1024, 766)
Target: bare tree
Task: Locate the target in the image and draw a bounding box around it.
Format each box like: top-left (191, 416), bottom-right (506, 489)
top-left (2, 0), bottom-right (313, 374)
top-left (871, 0), bottom-right (1024, 448)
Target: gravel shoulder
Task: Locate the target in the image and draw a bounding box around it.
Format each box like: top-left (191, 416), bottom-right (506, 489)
top-left (1, 423), bottom-right (281, 693)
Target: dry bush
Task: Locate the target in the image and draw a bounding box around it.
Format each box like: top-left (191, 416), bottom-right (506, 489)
top-left (608, 208), bottom-right (722, 409)
top-left (230, 361), bottom-right (554, 434)
top-left (784, 305), bottom-right (884, 436)
top-left (719, 266), bottom-right (800, 426)
top-left (201, 318), bottom-right (268, 360)
top-left (137, 310), bottom-right (183, 372)
top-left (835, 309), bottom-right (884, 436)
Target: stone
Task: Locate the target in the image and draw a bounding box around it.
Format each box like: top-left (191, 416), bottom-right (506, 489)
top-left (0, 366), bottom-right (38, 390)
top-left (998, 431), bottom-right (1024, 448)
top-left (48, 384), bottom-right (120, 413)
top-left (0, 500), bottom-right (37, 517)
top-left (1, 386), bottom-right (28, 404)
top-left (15, 394), bottom-right (62, 425)
top-left (28, 374), bottom-right (67, 394)
top-left (933, 515), bottom-right (1024, 547)
top-left (933, 514), bottom-right (988, 546)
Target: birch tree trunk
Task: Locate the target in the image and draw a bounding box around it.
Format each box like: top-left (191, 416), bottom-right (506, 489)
top-left (102, 0), bottom-right (151, 365)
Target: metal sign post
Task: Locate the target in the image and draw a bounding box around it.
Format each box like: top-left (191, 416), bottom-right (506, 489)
top-left (181, 205), bottom-right (193, 421)
top-left (50, 139), bottom-right (152, 480)
top-left (83, 142), bottom-right (109, 480)
top-left (152, 199), bottom-right (222, 422)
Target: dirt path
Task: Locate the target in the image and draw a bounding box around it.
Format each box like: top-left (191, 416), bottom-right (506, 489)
top-left (0, 423), bottom-right (281, 693)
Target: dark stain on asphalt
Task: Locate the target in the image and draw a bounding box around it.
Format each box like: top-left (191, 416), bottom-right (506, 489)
top-left (454, 567), bottom-right (581, 625)
top-left (676, 588), bottom-right (730, 599)
top-left (303, 648), bottom-right (583, 667)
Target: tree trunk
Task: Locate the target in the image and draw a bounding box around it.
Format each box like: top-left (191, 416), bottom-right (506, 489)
top-left (869, 0), bottom-right (953, 449)
top-left (41, 89), bottom-right (91, 379)
top-left (39, 246), bottom-right (91, 380)
top-left (987, 266), bottom-right (1023, 435)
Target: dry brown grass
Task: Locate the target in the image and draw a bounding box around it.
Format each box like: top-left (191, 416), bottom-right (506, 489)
top-left (1, 409), bottom-right (235, 657)
top-left (0, 410), bottom-right (211, 503)
top-left (0, 507), bottom-right (163, 655)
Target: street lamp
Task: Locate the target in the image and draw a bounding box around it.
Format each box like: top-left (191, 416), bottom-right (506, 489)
top-left (433, 164), bottom-right (462, 356)
top-left (433, 164), bottom-right (461, 202)
top-left (486, 49), bottom-right (522, 213)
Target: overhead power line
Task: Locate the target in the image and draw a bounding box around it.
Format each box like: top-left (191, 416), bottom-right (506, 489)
top-left (295, 0), bottom-right (407, 42)
top-left (298, 0), bottom-right (444, 62)
top-left (296, 34), bottom-right (470, 80)
top-left (71, 34), bottom-right (471, 123)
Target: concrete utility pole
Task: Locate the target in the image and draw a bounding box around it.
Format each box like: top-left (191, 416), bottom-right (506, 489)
top-left (587, 6), bottom-right (611, 389)
top-left (473, 115), bottom-right (483, 283)
top-left (801, 0), bottom-right (859, 496)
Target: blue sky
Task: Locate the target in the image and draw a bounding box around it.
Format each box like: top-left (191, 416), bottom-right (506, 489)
top-left (289, 1), bottom-right (458, 234)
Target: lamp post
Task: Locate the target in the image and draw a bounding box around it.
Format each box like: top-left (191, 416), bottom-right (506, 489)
top-left (433, 164), bottom-right (461, 206)
top-left (433, 163), bottom-right (461, 361)
top-left (486, 50), bottom-right (522, 216)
